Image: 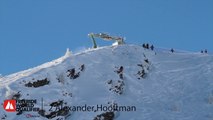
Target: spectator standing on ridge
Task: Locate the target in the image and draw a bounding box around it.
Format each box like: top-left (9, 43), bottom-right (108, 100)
top-left (142, 43), bottom-right (146, 48)
top-left (146, 43), bottom-right (149, 49)
top-left (150, 45), bottom-right (154, 51)
top-left (171, 48), bottom-right (174, 53)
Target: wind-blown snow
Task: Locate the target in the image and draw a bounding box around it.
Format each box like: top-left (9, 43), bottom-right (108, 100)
top-left (0, 44), bottom-right (213, 120)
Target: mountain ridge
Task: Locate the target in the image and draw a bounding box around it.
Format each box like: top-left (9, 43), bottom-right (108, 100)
top-left (0, 44), bottom-right (213, 120)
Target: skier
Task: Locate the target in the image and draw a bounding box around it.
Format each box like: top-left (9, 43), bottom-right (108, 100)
top-left (205, 49), bottom-right (208, 53)
top-left (201, 50), bottom-right (203, 53)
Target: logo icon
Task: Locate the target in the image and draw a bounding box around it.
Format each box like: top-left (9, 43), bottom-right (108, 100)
top-left (3, 100), bottom-right (16, 112)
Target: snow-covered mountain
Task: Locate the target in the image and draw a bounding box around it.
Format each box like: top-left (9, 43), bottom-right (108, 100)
top-left (0, 44), bottom-right (213, 120)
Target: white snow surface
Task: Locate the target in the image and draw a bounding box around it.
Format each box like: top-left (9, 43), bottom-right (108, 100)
top-left (0, 44), bottom-right (213, 120)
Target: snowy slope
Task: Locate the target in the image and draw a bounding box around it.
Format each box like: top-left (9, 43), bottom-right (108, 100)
top-left (0, 44), bottom-right (213, 120)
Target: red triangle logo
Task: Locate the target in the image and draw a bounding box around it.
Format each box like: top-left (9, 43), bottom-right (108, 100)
top-left (3, 100), bottom-right (16, 112)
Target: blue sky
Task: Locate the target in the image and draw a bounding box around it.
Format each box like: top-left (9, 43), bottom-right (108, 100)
top-left (0, 0), bottom-right (213, 75)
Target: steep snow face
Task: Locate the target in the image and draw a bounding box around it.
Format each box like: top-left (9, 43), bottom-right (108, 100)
top-left (0, 45), bottom-right (213, 120)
